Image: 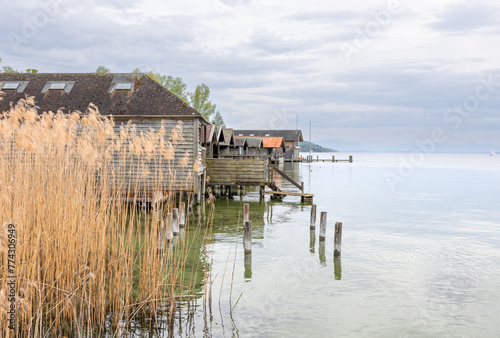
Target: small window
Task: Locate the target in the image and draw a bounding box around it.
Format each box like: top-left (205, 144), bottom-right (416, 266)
top-left (1, 81), bottom-right (29, 92)
top-left (238, 134), bottom-right (244, 136)
top-left (116, 83), bottom-right (133, 90)
top-left (42, 81), bottom-right (74, 93)
top-left (50, 83), bottom-right (66, 90)
top-left (2, 82), bottom-right (20, 90)
top-left (249, 134), bottom-right (255, 136)
top-left (265, 134), bottom-right (270, 137)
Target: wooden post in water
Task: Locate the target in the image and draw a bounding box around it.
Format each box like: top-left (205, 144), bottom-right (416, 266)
top-left (243, 221), bottom-right (252, 253)
top-left (332, 155), bottom-right (335, 162)
top-left (310, 204), bottom-right (317, 230)
top-left (164, 213), bottom-right (172, 243)
top-left (179, 202), bottom-right (186, 228)
top-left (301, 181), bottom-right (304, 193)
top-left (188, 194), bottom-right (194, 213)
top-left (319, 211), bottom-right (327, 241)
top-left (157, 220), bottom-right (164, 253)
top-left (349, 155), bottom-right (353, 163)
top-left (172, 208), bottom-right (179, 236)
top-left (243, 203), bottom-right (250, 222)
top-left (334, 222), bottom-right (342, 258)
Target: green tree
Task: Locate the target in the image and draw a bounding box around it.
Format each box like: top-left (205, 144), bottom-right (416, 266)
top-left (189, 84), bottom-right (217, 121)
top-left (212, 111), bottom-right (225, 126)
top-left (146, 72), bottom-right (189, 104)
top-left (96, 65), bottom-right (110, 74)
top-left (144, 71), bottom-right (225, 124)
top-left (26, 68), bottom-right (38, 74)
top-left (2, 66), bottom-right (18, 73)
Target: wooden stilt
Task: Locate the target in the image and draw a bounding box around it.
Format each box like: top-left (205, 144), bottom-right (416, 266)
top-left (243, 203), bottom-right (250, 222)
top-left (334, 222), bottom-right (342, 258)
top-left (310, 204), bottom-right (317, 230)
top-left (319, 211), bottom-right (327, 241)
top-left (243, 220), bottom-right (252, 253)
top-left (179, 202), bottom-right (186, 228)
top-left (172, 208), bottom-right (179, 236)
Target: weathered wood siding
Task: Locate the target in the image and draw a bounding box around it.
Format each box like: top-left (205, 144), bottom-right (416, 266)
top-left (206, 156), bottom-right (268, 186)
top-left (109, 118), bottom-right (201, 199)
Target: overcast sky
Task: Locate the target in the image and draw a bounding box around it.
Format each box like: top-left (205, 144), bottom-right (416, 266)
top-left (1, 0), bottom-right (500, 151)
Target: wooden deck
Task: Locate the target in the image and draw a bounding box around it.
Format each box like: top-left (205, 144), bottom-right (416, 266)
top-left (206, 156), bottom-right (269, 186)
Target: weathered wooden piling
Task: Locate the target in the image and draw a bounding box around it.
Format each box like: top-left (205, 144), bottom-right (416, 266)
top-left (334, 222), bottom-right (342, 258)
top-left (179, 202), bottom-right (186, 228)
top-left (243, 203), bottom-right (250, 222)
top-left (188, 195), bottom-right (194, 213)
top-left (301, 181), bottom-right (304, 193)
top-left (349, 155), bottom-right (353, 163)
top-left (164, 213), bottom-right (173, 242)
top-left (319, 211), bottom-right (327, 241)
top-left (157, 220), bottom-right (164, 253)
top-left (172, 208), bottom-right (179, 236)
top-left (310, 204), bottom-right (317, 230)
top-left (332, 155), bottom-right (335, 162)
top-left (243, 220), bottom-right (252, 253)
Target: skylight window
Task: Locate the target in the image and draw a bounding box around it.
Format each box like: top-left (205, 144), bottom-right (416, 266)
top-left (238, 134), bottom-right (243, 136)
top-left (41, 81), bottom-right (74, 93)
top-left (50, 83), bottom-right (66, 90)
top-left (249, 134), bottom-right (255, 136)
top-left (265, 134), bottom-right (270, 137)
top-left (1, 81), bottom-right (28, 92)
top-left (115, 83), bottom-right (133, 90)
top-left (3, 82), bottom-right (20, 90)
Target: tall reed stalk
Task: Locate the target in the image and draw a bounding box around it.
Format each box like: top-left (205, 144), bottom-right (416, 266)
top-left (0, 97), bottom-right (210, 337)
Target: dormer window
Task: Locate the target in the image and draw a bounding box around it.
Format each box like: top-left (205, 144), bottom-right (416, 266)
top-left (50, 83), bottom-right (66, 90)
top-left (109, 82), bottom-right (134, 93)
top-left (41, 81), bottom-right (74, 93)
top-left (116, 83), bottom-right (133, 90)
top-left (249, 134), bottom-right (255, 136)
top-left (0, 81), bottom-right (29, 92)
top-left (265, 134), bottom-right (270, 137)
top-left (3, 83), bottom-right (20, 90)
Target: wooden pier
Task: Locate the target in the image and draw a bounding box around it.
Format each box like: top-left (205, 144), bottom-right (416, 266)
top-left (265, 190), bottom-right (314, 202)
top-left (301, 155), bottom-right (353, 163)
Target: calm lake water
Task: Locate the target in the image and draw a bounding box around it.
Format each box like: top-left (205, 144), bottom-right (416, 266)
top-left (172, 152), bottom-right (500, 337)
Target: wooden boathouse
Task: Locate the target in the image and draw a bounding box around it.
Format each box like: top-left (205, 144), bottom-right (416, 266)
top-left (233, 130), bottom-right (303, 162)
top-left (0, 72), bottom-right (210, 203)
top-left (1, 73), bottom-right (312, 203)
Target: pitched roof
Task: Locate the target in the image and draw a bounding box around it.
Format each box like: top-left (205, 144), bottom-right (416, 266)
top-left (244, 137), bottom-right (263, 148)
top-left (0, 73), bottom-right (206, 120)
top-left (241, 136), bottom-right (284, 148)
top-left (234, 137), bottom-right (247, 147)
top-left (233, 130), bottom-right (303, 142)
top-left (219, 128), bottom-right (234, 146)
top-left (205, 124), bottom-right (217, 143)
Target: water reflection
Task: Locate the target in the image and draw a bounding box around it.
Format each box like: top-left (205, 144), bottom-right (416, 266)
top-left (319, 242), bottom-right (326, 265)
top-left (334, 258), bottom-right (342, 280)
top-left (244, 252), bottom-right (252, 280)
top-left (309, 230), bottom-right (315, 253)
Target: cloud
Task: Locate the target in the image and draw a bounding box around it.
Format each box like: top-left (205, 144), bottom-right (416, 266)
top-left (2, 0), bottom-right (500, 150)
top-left (428, 3), bottom-right (500, 35)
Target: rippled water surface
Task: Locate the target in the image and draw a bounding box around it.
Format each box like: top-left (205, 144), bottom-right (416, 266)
top-left (175, 153), bottom-right (500, 337)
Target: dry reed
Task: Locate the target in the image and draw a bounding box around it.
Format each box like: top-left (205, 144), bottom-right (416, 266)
top-left (0, 96), bottom-right (212, 337)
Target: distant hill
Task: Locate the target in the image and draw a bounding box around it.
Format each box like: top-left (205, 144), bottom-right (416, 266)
top-left (299, 141), bottom-right (337, 153)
